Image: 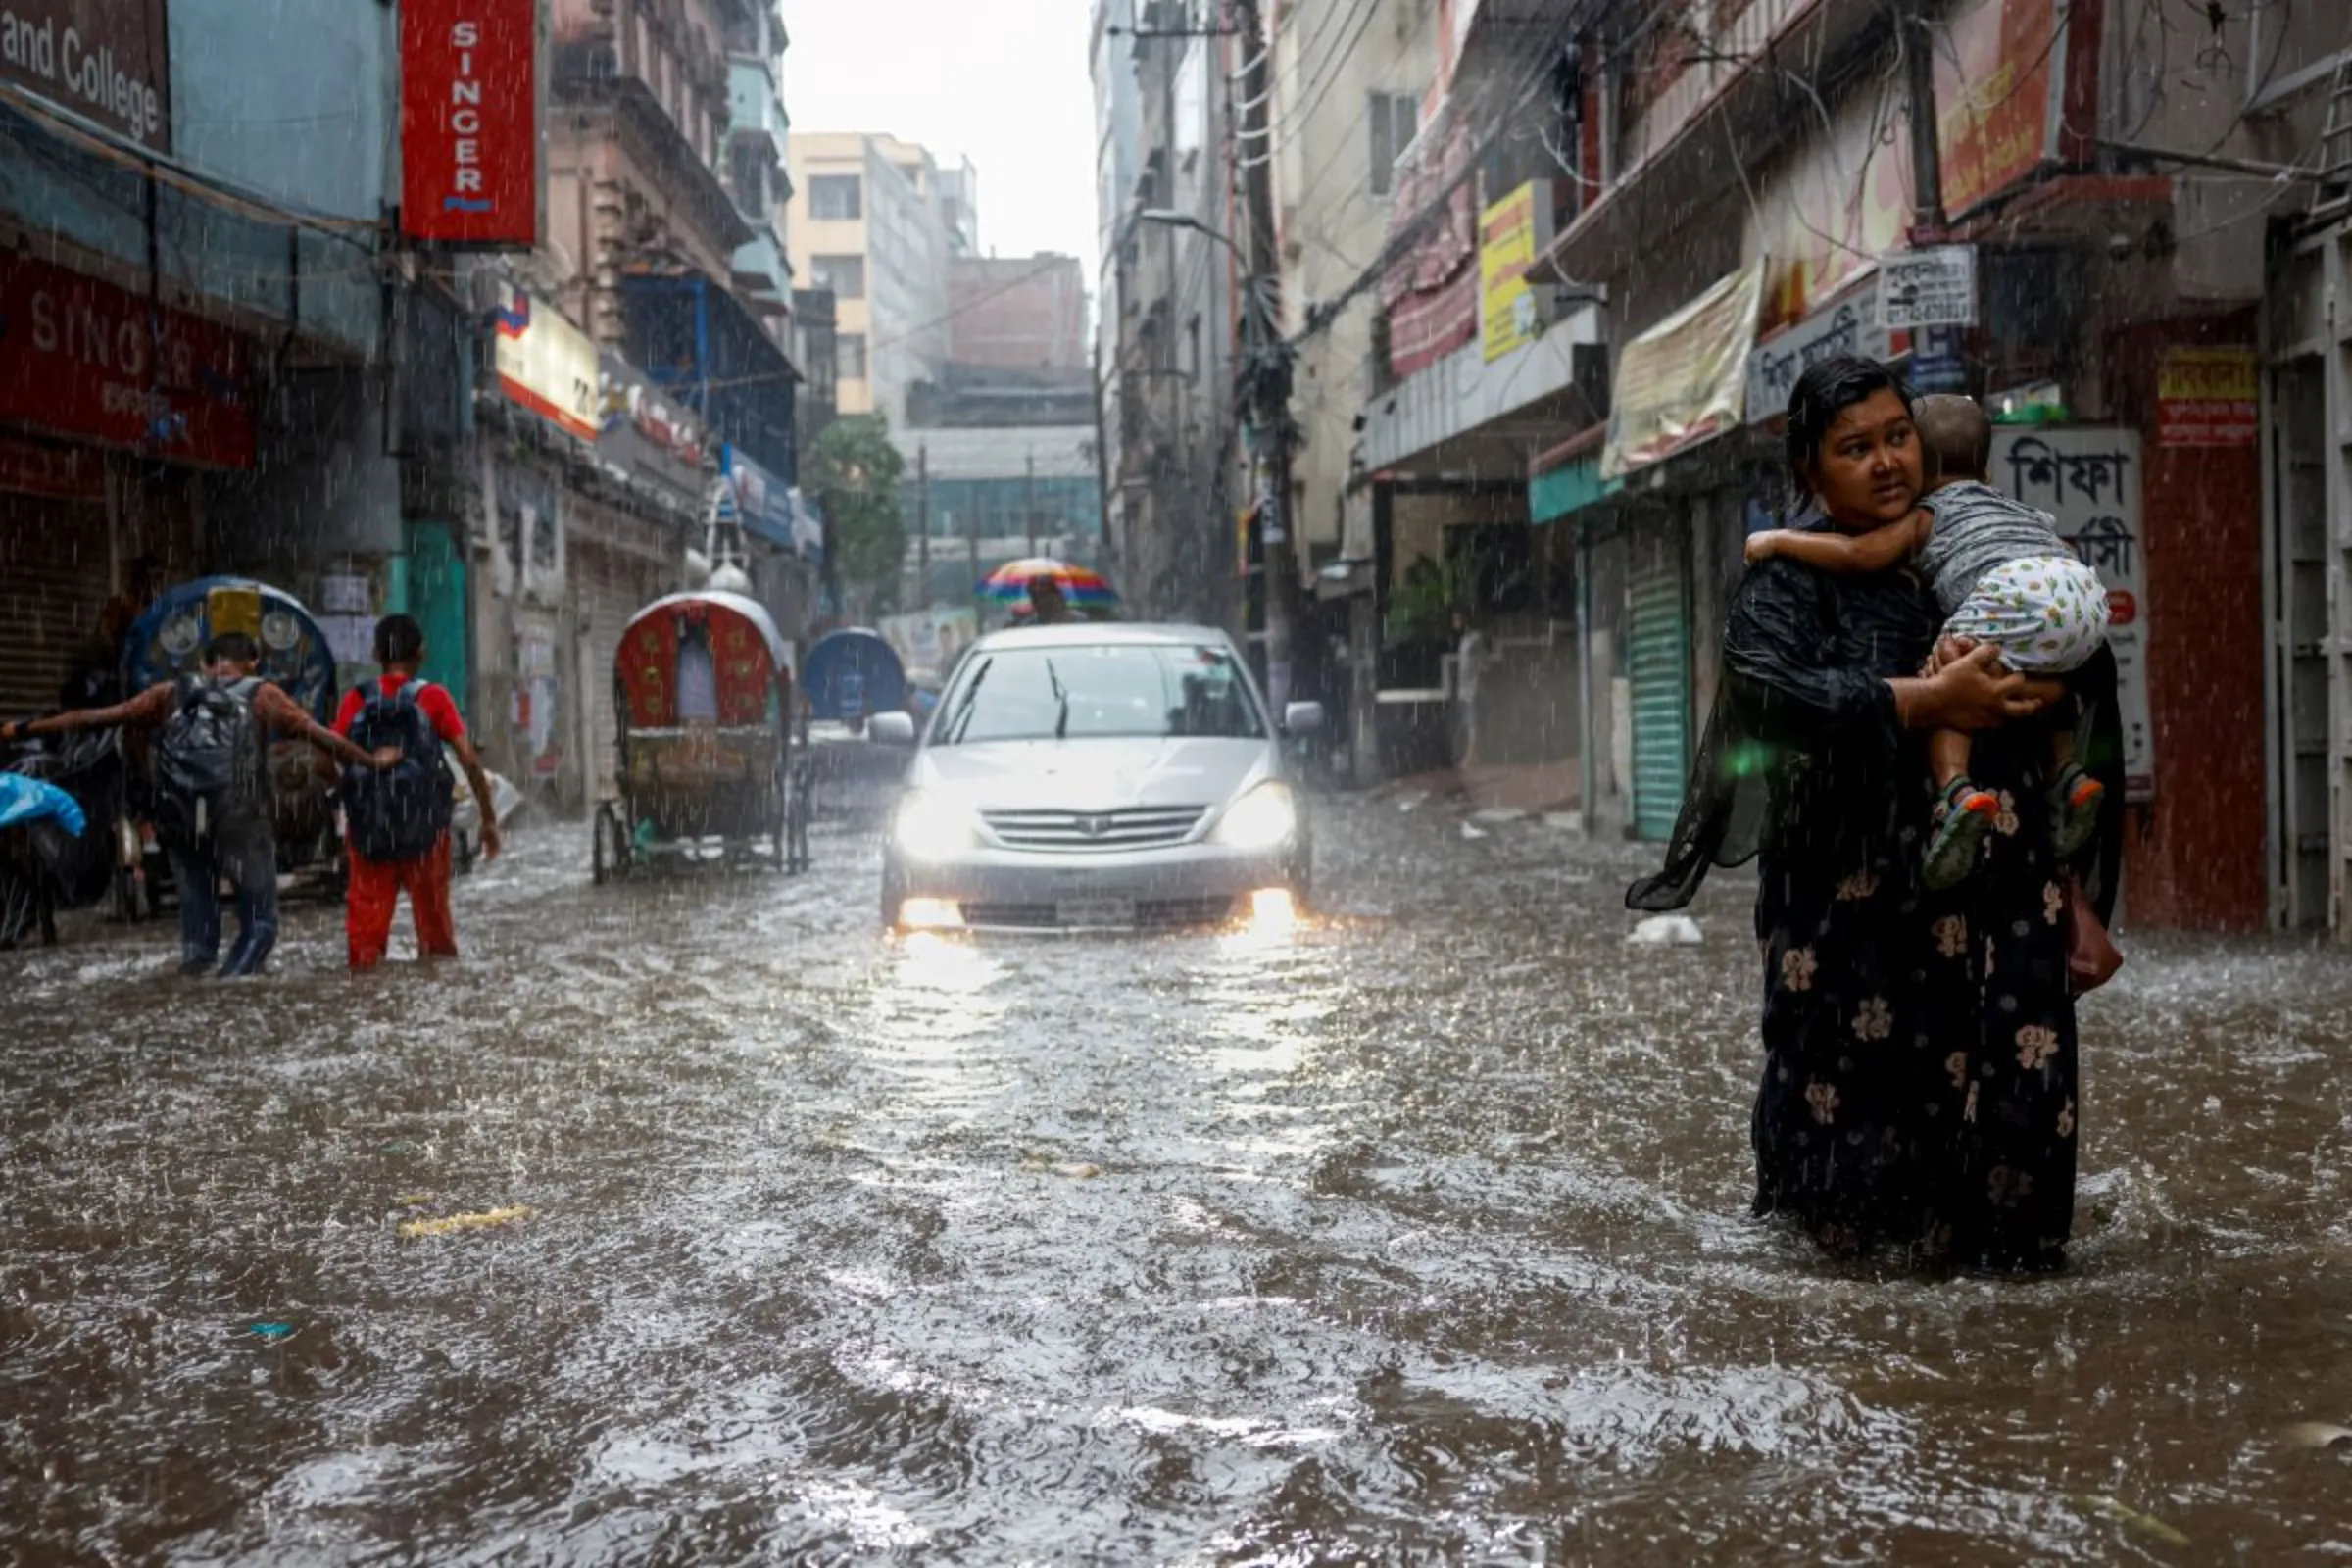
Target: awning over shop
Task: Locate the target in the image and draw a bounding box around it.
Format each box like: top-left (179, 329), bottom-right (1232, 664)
top-left (1530, 455), bottom-right (1620, 525)
top-left (1601, 262), bottom-right (1765, 481)
top-left (1527, 421), bottom-right (1618, 525)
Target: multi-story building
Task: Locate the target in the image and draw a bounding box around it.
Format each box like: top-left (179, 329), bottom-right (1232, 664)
top-left (1099, 0), bottom-right (1241, 631)
top-left (937, 158), bottom-right (982, 258)
top-left (1090, 0), bottom-right (1147, 591)
top-left (724, 2), bottom-right (795, 329)
top-left (1267, 0), bottom-right (1450, 779)
top-left (0, 3), bottom-right (465, 732)
top-left (950, 255), bottom-right (1089, 370)
top-left (480, 0), bottom-right (802, 809)
top-left (785, 132), bottom-right (958, 431)
top-left (1319, 0), bottom-right (2344, 938)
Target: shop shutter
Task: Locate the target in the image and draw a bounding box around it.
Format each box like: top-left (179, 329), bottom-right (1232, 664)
top-left (0, 494), bottom-right (113, 719)
top-left (1626, 531), bottom-right (1691, 844)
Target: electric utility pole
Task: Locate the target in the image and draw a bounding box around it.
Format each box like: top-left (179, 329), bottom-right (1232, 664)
top-left (1904, 4), bottom-right (1947, 237)
top-left (1233, 0), bottom-right (1296, 716)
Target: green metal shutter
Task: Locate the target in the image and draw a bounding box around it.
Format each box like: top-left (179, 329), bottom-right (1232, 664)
top-left (1626, 537), bottom-right (1691, 844)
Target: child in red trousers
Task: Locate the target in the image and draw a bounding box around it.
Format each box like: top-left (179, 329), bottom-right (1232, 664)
top-left (332, 615), bottom-right (502, 967)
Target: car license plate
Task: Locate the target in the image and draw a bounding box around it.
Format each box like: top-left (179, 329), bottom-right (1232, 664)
top-left (1056, 897), bottom-right (1136, 928)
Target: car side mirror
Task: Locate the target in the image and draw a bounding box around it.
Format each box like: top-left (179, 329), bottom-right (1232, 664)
top-left (1283, 701), bottom-right (1325, 735)
top-left (868, 710), bottom-right (917, 746)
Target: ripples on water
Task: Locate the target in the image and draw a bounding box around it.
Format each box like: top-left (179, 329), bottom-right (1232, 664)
top-left (3, 799), bottom-right (2349, 1563)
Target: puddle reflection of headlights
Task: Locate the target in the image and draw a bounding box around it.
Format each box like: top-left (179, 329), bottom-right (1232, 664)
top-left (894, 792), bottom-right (980, 858)
top-left (1212, 783), bottom-right (1297, 849)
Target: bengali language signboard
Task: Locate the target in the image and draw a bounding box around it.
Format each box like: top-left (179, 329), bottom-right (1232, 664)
top-left (2156, 346), bottom-right (2257, 448)
top-left (1879, 246), bottom-right (1977, 331)
top-left (1994, 427), bottom-right (2155, 802)
top-left (1745, 286), bottom-right (1890, 426)
top-left (400, 0), bottom-right (538, 246)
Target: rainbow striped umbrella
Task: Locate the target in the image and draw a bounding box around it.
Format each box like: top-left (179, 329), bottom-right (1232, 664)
top-left (975, 558), bottom-right (1120, 609)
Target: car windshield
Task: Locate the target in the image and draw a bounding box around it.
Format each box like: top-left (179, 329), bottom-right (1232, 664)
top-left (933, 644), bottom-right (1265, 744)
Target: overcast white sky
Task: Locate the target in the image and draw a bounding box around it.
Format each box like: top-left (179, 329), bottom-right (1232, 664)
top-left (784, 0), bottom-right (1100, 274)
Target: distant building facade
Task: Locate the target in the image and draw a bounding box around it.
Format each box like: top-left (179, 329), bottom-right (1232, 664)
top-left (951, 255), bottom-right (1089, 371)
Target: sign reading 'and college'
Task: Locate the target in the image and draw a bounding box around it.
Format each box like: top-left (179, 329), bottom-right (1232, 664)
top-left (400, 0), bottom-right (536, 246)
top-left (0, 0), bottom-right (172, 149)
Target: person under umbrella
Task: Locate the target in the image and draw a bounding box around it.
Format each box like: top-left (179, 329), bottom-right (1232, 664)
top-left (1024, 574), bottom-right (1077, 625)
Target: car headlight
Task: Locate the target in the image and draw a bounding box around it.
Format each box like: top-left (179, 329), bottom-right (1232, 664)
top-left (1212, 782), bottom-right (1298, 850)
top-left (894, 791), bottom-right (980, 858)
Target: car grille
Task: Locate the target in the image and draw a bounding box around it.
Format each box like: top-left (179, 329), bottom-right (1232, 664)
top-left (980, 806), bottom-right (1208, 852)
top-left (959, 896), bottom-right (1236, 930)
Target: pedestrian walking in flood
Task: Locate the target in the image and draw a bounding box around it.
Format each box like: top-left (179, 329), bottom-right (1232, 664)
top-left (333, 614), bottom-right (502, 969)
top-left (1, 634), bottom-right (399, 976)
top-left (1630, 356), bottom-right (2125, 1273)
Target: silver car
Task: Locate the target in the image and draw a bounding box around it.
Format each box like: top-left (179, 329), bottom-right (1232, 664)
top-left (870, 622), bottom-right (1320, 931)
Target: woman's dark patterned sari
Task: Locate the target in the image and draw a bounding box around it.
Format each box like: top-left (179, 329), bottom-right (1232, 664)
top-left (1632, 550), bottom-right (2122, 1270)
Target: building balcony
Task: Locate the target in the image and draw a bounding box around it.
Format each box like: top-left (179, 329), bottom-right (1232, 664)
top-left (1535, 0), bottom-right (1889, 289)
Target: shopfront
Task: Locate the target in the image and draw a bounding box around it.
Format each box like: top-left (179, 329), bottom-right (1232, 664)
top-left (0, 255), bottom-right (252, 714)
top-left (1580, 262), bottom-right (1767, 842)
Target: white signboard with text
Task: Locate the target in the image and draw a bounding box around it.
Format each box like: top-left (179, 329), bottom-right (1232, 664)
top-left (1880, 246), bottom-right (1977, 330)
top-left (1992, 427), bottom-right (2154, 801)
top-left (1746, 291), bottom-right (1891, 426)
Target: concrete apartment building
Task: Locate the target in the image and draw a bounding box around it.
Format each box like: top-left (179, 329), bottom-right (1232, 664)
top-left (1093, 0), bottom-right (1240, 630)
top-left (785, 132), bottom-right (964, 430)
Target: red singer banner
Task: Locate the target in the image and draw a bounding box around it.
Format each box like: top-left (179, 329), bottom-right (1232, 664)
top-left (400, 0), bottom-right (537, 246)
top-left (0, 255), bottom-right (254, 468)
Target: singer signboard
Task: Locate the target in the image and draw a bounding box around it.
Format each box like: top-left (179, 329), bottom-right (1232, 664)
top-left (399, 0), bottom-right (537, 246)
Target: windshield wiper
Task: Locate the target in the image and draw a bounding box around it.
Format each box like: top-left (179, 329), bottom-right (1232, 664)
top-left (940, 657), bottom-right (993, 745)
top-left (1046, 659), bottom-right (1070, 740)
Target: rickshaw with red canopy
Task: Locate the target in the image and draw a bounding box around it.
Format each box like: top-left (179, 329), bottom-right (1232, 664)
top-left (592, 590), bottom-right (809, 880)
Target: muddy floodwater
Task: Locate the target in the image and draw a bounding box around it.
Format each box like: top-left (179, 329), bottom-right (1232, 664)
top-left (3, 795), bottom-right (2349, 1563)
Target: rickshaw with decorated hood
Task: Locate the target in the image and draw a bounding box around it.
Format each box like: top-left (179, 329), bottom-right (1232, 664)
top-left (592, 480), bottom-right (809, 879)
top-left (116, 577), bottom-right (344, 912)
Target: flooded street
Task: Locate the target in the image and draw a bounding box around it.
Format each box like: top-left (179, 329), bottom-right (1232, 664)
top-left (5, 792), bottom-right (2350, 1564)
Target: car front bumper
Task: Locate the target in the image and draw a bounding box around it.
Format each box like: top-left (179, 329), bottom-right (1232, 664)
top-left (885, 839), bottom-right (1307, 930)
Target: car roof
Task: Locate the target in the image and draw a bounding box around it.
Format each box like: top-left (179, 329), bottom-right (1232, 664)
top-left (969, 621), bottom-right (1239, 653)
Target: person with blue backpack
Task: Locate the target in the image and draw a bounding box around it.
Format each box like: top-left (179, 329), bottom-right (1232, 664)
top-left (2, 633), bottom-right (399, 976)
top-left (331, 614), bottom-right (503, 968)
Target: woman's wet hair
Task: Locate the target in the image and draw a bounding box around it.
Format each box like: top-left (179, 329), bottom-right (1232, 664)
top-left (1785, 356), bottom-right (1913, 487)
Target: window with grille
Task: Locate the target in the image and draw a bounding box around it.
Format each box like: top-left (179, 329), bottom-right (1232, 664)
top-left (838, 333), bottom-right (868, 379)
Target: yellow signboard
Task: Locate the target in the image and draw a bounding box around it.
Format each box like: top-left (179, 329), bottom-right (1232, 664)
top-left (1479, 181), bottom-right (1542, 362)
top-left (1601, 261), bottom-right (1768, 481)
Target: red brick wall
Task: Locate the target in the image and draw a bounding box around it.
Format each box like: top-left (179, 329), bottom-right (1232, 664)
top-left (950, 257), bottom-right (1088, 369)
top-left (2105, 312), bottom-right (2266, 931)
